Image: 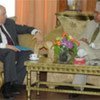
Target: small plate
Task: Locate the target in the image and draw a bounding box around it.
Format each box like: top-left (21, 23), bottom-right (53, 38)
top-left (29, 57), bottom-right (39, 61)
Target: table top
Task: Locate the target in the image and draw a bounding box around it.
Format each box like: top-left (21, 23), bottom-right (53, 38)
top-left (25, 58), bottom-right (100, 75)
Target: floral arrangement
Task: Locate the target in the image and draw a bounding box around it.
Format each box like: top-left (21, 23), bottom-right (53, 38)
top-left (54, 32), bottom-right (80, 63)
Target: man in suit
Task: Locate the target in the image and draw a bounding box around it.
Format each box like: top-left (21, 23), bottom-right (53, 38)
top-left (72, 1), bottom-right (100, 92)
top-left (0, 5), bottom-right (43, 99)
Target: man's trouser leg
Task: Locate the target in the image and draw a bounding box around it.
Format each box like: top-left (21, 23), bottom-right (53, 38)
top-left (72, 74), bottom-right (87, 91)
top-left (0, 49), bottom-right (17, 83)
top-left (72, 41), bottom-right (89, 90)
top-left (16, 51), bottom-right (33, 84)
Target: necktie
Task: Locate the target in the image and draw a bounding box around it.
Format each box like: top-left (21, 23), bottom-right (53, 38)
top-left (0, 26), bottom-right (14, 45)
top-left (90, 24), bottom-right (100, 43)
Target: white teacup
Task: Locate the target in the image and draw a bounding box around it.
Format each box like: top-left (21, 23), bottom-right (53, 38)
top-left (29, 54), bottom-right (39, 60)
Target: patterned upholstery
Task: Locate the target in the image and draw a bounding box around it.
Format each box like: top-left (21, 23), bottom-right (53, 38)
top-left (57, 16), bottom-right (89, 38)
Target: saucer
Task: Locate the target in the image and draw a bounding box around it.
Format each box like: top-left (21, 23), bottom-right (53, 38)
top-left (29, 57), bottom-right (39, 61)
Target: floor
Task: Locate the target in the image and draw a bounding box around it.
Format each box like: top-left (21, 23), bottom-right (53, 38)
top-left (0, 87), bottom-right (100, 100)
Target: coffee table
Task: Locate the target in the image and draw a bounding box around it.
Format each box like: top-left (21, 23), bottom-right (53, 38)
top-left (25, 60), bottom-right (100, 100)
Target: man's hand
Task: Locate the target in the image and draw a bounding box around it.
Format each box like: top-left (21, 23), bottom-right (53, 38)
top-left (32, 32), bottom-right (44, 44)
top-left (80, 38), bottom-right (89, 44)
top-left (6, 45), bottom-right (21, 52)
top-left (89, 43), bottom-right (95, 49)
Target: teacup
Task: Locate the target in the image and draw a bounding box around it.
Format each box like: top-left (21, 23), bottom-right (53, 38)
top-left (29, 54), bottom-right (39, 60)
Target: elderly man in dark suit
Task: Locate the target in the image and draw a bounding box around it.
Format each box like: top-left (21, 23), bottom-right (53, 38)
top-left (0, 5), bottom-right (43, 99)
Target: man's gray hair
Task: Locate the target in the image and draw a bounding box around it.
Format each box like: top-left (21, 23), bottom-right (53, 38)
top-left (0, 5), bottom-right (5, 15)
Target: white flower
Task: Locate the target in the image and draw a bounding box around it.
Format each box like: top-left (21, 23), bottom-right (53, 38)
top-left (77, 49), bottom-right (87, 58)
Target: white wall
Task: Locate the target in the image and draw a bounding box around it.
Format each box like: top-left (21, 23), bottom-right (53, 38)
top-left (0, 0), bottom-right (15, 17)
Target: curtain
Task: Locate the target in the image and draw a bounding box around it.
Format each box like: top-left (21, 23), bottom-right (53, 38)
top-left (81, 0), bottom-right (96, 13)
top-left (15, 0), bottom-right (58, 36)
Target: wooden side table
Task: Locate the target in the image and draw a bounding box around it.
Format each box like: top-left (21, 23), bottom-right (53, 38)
top-left (25, 61), bottom-right (100, 100)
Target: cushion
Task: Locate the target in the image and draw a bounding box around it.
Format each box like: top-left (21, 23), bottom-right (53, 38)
top-left (57, 16), bottom-right (89, 39)
top-left (18, 34), bottom-right (35, 51)
top-left (45, 26), bottom-right (63, 41)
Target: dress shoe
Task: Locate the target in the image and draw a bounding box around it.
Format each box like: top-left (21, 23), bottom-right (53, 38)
top-left (1, 82), bottom-right (13, 99)
top-left (10, 84), bottom-right (21, 95)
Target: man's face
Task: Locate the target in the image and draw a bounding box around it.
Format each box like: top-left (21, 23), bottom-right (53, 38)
top-left (0, 7), bottom-right (7, 25)
top-left (94, 11), bottom-right (100, 23)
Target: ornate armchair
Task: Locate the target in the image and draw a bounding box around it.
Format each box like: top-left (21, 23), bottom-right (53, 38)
top-left (46, 11), bottom-right (100, 87)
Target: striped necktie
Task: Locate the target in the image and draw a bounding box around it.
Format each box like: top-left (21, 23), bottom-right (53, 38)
top-left (90, 24), bottom-right (100, 43)
top-left (0, 25), bottom-right (14, 45)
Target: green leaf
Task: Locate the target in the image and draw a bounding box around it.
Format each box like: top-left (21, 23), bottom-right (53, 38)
top-left (54, 45), bottom-right (61, 55)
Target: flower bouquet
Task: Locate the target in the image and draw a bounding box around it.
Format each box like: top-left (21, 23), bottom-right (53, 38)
top-left (54, 32), bottom-right (80, 64)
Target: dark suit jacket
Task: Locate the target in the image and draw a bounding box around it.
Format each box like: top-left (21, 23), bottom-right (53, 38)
top-left (0, 18), bottom-right (35, 45)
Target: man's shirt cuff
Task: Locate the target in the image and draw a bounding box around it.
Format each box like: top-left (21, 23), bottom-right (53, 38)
top-left (89, 42), bottom-right (95, 49)
top-left (0, 43), bottom-right (6, 48)
top-left (31, 29), bottom-right (40, 35)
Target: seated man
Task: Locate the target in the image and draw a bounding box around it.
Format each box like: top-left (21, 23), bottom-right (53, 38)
top-left (72, 1), bottom-right (100, 91)
top-left (78, 2), bottom-right (100, 63)
top-left (0, 5), bottom-right (43, 99)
